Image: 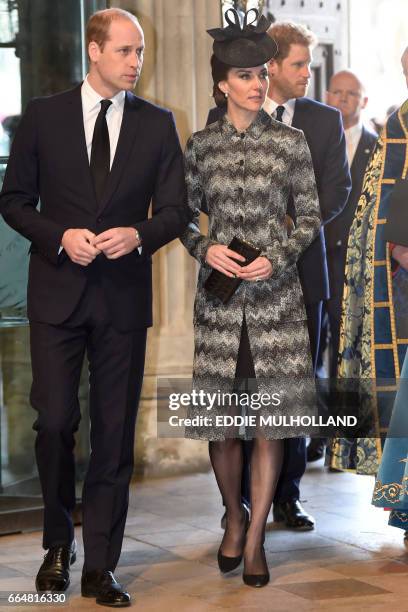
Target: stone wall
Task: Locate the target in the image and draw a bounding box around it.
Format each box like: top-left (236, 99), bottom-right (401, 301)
top-left (111, 0), bottom-right (224, 477)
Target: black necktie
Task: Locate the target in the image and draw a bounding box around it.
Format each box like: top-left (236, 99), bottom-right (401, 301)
top-left (90, 99), bottom-right (112, 202)
top-left (275, 105), bottom-right (285, 122)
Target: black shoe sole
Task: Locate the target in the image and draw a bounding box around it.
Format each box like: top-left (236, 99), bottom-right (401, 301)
top-left (95, 599), bottom-right (131, 608)
top-left (82, 588), bottom-right (131, 607)
top-left (273, 511), bottom-right (315, 531)
top-left (82, 591), bottom-right (131, 607)
top-left (285, 524), bottom-right (315, 531)
top-left (272, 517), bottom-right (314, 531)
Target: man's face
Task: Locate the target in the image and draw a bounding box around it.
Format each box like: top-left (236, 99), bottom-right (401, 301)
top-left (268, 44), bottom-right (312, 101)
top-left (88, 18), bottom-right (144, 96)
top-left (326, 72), bottom-right (367, 126)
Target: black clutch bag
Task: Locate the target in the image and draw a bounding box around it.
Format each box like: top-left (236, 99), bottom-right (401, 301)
top-left (204, 236), bottom-right (261, 304)
top-left (383, 177), bottom-right (408, 247)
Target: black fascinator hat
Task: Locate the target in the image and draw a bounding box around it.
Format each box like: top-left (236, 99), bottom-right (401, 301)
top-left (207, 8), bottom-right (278, 68)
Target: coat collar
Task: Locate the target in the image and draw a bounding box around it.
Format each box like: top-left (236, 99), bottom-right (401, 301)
top-left (219, 108), bottom-right (270, 140)
top-left (350, 126), bottom-right (376, 174)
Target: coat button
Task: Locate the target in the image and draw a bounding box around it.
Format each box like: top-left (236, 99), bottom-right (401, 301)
top-left (238, 187), bottom-right (243, 195)
top-left (239, 159), bottom-right (244, 166)
top-left (240, 133), bottom-right (245, 139)
top-left (97, 217), bottom-right (102, 223)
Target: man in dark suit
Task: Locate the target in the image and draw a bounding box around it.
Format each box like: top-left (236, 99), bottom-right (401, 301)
top-left (323, 70), bottom-right (377, 379)
top-left (309, 71), bottom-right (377, 462)
top-left (0, 8), bottom-right (187, 607)
top-left (208, 21), bottom-right (350, 531)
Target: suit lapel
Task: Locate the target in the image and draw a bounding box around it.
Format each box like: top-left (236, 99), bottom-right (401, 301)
top-left (65, 85), bottom-right (97, 207)
top-left (350, 128), bottom-right (372, 184)
top-left (292, 98), bottom-right (309, 130)
top-left (98, 91), bottom-right (143, 214)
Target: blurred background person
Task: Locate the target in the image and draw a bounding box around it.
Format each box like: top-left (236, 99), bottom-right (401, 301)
top-left (309, 70), bottom-right (377, 464)
top-left (318, 72), bottom-right (377, 387)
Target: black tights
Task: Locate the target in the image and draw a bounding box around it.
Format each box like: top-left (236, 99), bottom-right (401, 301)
top-left (209, 316), bottom-right (284, 573)
top-left (209, 437), bottom-right (283, 574)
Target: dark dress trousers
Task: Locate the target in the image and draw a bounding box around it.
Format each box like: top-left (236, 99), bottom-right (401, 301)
top-left (322, 126), bottom-right (377, 377)
top-left (207, 99), bottom-right (350, 503)
top-left (0, 85), bottom-right (188, 572)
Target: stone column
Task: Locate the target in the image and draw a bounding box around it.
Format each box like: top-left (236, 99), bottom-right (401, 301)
top-left (112, 0), bottom-right (222, 477)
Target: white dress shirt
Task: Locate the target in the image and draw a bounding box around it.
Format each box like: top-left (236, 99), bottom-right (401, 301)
top-left (81, 75), bottom-right (125, 169)
top-left (345, 121), bottom-right (363, 166)
top-left (263, 96), bottom-right (296, 126)
top-left (59, 78), bottom-right (141, 254)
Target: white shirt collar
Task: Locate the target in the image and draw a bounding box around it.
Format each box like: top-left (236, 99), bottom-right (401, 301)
top-left (81, 74), bottom-right (126, 114)
top-left (345, 119), bottom-right (363, 140)
top-left (263, 96), bottom-right (296, 123)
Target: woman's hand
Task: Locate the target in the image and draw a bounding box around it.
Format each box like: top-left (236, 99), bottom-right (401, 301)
top-left (238, 256), bottom-right (273, 281)
top-left (205, 244), bottom-right (246, 278)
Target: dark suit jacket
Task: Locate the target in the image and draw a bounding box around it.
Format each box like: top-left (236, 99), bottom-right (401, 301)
top-left (0, 85), bottom-right (188, 331)
top-left (207, 98), bottom-right (351, 303)
top-left (325, 126), bottom-right (377, 251)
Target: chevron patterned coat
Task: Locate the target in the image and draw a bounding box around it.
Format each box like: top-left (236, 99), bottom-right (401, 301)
top-left (181, 109), bottom-right (321, 439)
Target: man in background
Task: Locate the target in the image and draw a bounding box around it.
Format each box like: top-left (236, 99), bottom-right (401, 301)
top-left (265, 22), bottom-right (350, 529)
top-left (309, 71), bottom-right (377, 461)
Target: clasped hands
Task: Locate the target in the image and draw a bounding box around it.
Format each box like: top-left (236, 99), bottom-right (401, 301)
top-left (61, 227), bottom-right (140, 266)
top-left (206, 244), bottom-right (272, 281)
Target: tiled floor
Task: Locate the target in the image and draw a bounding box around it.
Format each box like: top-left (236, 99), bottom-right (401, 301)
top-left (1, 458), bottom-right (408, 611)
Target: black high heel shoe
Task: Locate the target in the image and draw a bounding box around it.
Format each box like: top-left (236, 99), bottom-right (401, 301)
top-left (243, 545), bottom-right (269, 588)
top-left (217, 505), bottom-right (250, 573)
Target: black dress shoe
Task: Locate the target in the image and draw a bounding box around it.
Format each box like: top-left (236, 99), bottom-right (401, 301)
top-left (307, 438), bottom-right (327, 462)
top-left (81, 570), bottom-right (131, 607)
top-left (35, 540), bottom-right (77, 592)
top-left (218, 505), bottom-right (249, 573)
top-left (273, 500), bottom-right (315, 531)
top-left (243, 545), bottom-right (269, 588)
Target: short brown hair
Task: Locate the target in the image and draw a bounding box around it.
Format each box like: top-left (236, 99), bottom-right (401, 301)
top-left (86, 8), bottom-right (139, 51)
top-left (268, 22), bottom-right (317, 62)
top-left (211, 54), bottom-right (230, 108)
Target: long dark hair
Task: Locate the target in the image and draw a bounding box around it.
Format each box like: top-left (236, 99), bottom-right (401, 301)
top-left (211, 54), bottom-right (230, 107)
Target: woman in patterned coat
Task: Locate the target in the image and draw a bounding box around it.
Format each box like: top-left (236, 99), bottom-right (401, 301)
top-left (180, 9), bottom-right (320, 587)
